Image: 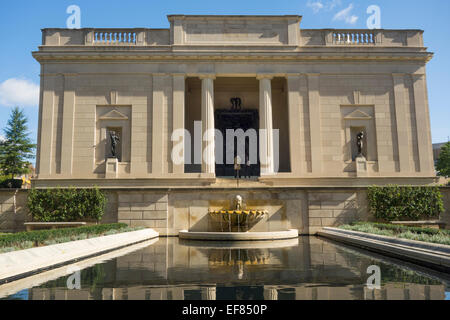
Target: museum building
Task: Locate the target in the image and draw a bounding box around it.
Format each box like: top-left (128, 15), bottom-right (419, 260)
top-left (31, 15), bottom-right (436, 235)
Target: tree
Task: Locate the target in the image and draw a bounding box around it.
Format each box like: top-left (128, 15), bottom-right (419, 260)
top-left (0, 107), bottom-right (36, 179)
top-left (436, 141), bottom-right (450, 178)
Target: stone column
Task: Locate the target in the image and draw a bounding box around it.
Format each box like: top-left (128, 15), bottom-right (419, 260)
top-left (287, 75), bottom-right (301, 175)
top-left (60, 74), bottom-right (76, 176)
top-left (200, 75), bottom-right (216, 174)
top-left (258, 75), bottom-right (274, 175)
top-left (307, 74), bottom-right (322, 174)
top-left (411, 74), bottom-right (434, 174)
top-left (172, 74), bottom-right (186, 174)
top-left (38, 74), bottom-right (56, 177)
top-left (152, 75), bottom-right (171, 175)
top-left (392, 74), bottom-right (411, 173)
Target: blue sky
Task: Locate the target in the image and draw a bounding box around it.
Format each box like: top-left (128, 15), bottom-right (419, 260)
top-left (0, 0), bottom-right (449, 145)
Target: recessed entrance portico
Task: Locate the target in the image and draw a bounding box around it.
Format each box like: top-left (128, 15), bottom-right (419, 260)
top-left (184, 76), bottom-right (287, 176)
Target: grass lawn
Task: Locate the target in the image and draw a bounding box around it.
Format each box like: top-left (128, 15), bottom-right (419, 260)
top-left (339, 222), bottom-right (450, 246)
top-left (0, 223), bottom-right (143, 253)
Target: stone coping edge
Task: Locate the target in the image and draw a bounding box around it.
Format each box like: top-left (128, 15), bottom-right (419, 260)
top-left (318, 227), bottom-right (450, 273)
top-left (178, 229), bottom-right (299, 241)
top-left (0, 228), bottom-right (159, 284)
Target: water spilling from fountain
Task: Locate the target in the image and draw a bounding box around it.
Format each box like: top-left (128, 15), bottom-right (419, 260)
top-left (179, 195), bottom-right (299, 241)
top-left (208, 195), bottom-right (267, 232)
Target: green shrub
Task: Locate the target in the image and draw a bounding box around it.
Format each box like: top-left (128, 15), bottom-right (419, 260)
top-left (367, 185), bottom-right (444, 222)
top-left (0, 223), bottom-right (128, 250)
top-left (27, 187), bottom-right (107, 222)
top-left (339, 222), bottom-right (450, 246)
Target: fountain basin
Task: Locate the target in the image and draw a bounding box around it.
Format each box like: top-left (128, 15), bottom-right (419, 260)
top-left (178, 229), bottom-right (299, 241)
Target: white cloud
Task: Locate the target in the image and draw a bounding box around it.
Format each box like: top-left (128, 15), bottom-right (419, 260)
top-left (0, 78), bottom-right (39, 107)
top-left (307, 1), bottom-right (324, 13)
top-left (333, 4), bottom-right (359, 24)
top-left (0, 135), bottom-right (4, 142)
top-left (307, 0), bottom-right (342, 13)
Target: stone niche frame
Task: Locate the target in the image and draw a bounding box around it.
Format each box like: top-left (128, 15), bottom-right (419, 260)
top-left (96, 105), bottom-right (132, 176)
top-left (340, 105), bottom-right (378, 173)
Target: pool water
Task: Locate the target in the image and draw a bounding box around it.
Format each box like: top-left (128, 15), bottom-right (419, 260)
top-left (1, 237), bottom-right (449, 300)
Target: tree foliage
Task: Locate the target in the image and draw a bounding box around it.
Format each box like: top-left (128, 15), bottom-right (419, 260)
top-left (0, 107), bottom-right (35, 178)
top-left (436, 141), bottom-right (450, 178)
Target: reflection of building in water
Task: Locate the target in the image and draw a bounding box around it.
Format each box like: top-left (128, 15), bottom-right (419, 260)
top-left (208, 249), bottom-right (272, 267)
top-left (25, 238), bottom-right (446, 300)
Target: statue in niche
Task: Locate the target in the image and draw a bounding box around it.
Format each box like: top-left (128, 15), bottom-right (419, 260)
top-left (109, 130), bottom-right (121, 159)
top-left (356, 131), bottom-right (365, 157)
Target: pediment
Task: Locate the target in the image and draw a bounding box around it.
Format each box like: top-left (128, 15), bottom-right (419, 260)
top-left (99, 109), bottom-right (128, 120)
top-left (344, 109), bottom-right (372, 120)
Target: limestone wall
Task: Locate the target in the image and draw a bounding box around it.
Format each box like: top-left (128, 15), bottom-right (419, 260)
top-left (0, 190), bottom-right (28, 233)
top-left (1, 187), bottom-right (449, 234)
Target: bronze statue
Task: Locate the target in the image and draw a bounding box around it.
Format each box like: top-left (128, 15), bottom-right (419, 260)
top-left (109, 131), bottom-right (120, 158)
top-left (356, 131), bottom-right (364, 156)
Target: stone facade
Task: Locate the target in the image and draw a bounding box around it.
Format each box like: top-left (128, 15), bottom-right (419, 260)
top-left (32, 15), bottom-right (436, 188)
top-left (25, 14), bottom-right (440, 233)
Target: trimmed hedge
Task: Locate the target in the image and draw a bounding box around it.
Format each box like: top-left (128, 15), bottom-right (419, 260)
top-left (27, 187), bottom-right (107, 222)
top-left (0, 223), bottom-right (128, 248)
top-left (367, 185), bottom-right (444, 222)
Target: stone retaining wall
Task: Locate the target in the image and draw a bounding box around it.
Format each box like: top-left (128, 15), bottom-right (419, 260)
top-left (1, 187), bottom-right (449, 235)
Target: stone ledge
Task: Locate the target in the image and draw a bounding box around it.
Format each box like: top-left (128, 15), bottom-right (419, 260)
top-left (179, 229), bottom-right (299, 241)
top-left (0, 239), bottom-right (158, 299)
top-left (0, 228), bottom-right (159, 284)
top-left (318, 227), bottom-right (450, 273)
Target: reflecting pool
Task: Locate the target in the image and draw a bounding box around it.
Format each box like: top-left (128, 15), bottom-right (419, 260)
top-left (1, 237), bottom-right (449, 300)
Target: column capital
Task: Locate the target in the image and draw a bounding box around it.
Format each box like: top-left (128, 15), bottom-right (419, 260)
top-left (198, 74), bottom-right (216, 80)
top-left (411, 73), bottom-right (425, 81)
top-left (256, 74), bottom-right (274, 80)
top-left (171, 73), bottom-right (187, 78)
top-left (392, 73), bottom-right (405, 77)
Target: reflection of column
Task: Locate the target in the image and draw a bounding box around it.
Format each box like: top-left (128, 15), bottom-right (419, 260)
top-left (200, 75), bottom-right (216, 174)
top-left (258, 75), bottom-right (274, 175)
top-left (264, 287), bottom-right (278, 300)
top-left (202, 287), bottom-right (217, 300)
top-left (172, 74), bottom-right (186, 174)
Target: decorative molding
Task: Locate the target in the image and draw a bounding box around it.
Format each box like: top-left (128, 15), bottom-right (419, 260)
top-left (99, 109), bottom-right (129, 121)
top-left (343, 109), bottom-right (372, 120)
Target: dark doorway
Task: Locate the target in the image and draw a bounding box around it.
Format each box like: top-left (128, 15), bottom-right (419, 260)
top-left (215, 105), bottom-right (260, 177)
